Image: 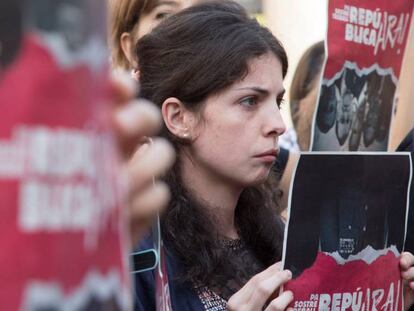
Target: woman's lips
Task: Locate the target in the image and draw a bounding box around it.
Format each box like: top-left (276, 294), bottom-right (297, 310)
top-left (254, 149), bottom-right (279, 162)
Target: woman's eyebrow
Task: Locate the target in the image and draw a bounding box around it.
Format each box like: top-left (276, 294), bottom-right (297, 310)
top-left (155, 1), bottom-right (179, 8)
top-left (235, 87), bottom-right (286, 97)
top-left (235, 86), bottom-right (269, 95)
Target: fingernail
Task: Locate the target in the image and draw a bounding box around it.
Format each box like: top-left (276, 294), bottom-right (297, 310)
top-left (116, 105), bottom-right (141, 131)
top-left (117, 101), bottom-right (160, 131)
top-left (285, 270), bottom-right (292, 279)
top-left (136, 142), bottom-right (150, 156)
top-left (152, 139), bottom-right (176, 162)
top-left (112, 70), bottom-right (139, 94)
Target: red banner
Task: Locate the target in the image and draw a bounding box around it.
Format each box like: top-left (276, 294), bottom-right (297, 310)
top-left (325, 1), bottom-right (413, 79)
top-left (286, 249), bottom-right (402, 311)
top-left (311, 0), bottom-right (414, 151)
top-left (0, 1), bottom-right (130, 309)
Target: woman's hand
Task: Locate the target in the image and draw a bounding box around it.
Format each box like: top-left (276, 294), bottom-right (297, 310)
top-left (111, 77), bottom-right (175, 246)
top-left (401, 252), bottom-right (414, 311)
top-left (227, 262), bottom-right (293, 311)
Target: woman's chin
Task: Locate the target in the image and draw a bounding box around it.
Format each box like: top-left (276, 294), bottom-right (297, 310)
top-left (243, 170), bottom-right (271, 187)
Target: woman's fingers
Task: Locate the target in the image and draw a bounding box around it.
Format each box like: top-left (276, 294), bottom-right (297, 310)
top-left (247, 269), bottom-right (292, 311)
top-left (264, 290), bottom-right (294, 311)
top-left (108, 77), bottom-right (176, 247)
top-left (127, 138), bottom-right (175, 194)
top-left (110, 75), bottom-right (160, 158)
top-left (114, 100), bottom-right (163, 158)
top-left (401, 264), bottom-right (414, 281)
top-left (125, 138), bottom-right (175, 245)
top-left (401, 252), bottom-right (414, 311)
top-left (129, 181), bottom-right (170, 245)
top-left (227, 262), bottom-right (292, 311)
top-left (110, 71), bottom-right (139, 104)
top-left (401, 252), bottom-right (414, 271)
top-left (115, 99), bottom-right (161, 138)
top-left (228, 263), bottom-right (282, 307)
top-left (401, 252), bottom-right (414, 285)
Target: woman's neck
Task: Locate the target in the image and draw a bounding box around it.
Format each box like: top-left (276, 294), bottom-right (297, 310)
top-left (180, 153), bottom-right (242, 239)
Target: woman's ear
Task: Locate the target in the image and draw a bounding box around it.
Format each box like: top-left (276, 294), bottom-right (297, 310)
top-left (162, 97), bottom-right (196, 140)
top-left (120, 32), bottom-right (137, 68)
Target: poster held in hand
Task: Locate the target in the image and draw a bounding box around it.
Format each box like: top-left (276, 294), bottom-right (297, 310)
top-left (311, 0), bottom-right (414, 151)
top-left (0, 0), bottom-right (131, 309)
top-left (282, 153), bottom-right (412, 311)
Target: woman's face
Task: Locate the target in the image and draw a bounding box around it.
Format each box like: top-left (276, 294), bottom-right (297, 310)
top-left (187, 53), bottom-right (286, 188)
top-left (136, 0), bottom-right (198, 39)
top-left (121, 0), bottom-right (198, 68)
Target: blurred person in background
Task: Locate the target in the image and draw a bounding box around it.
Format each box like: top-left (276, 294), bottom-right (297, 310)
top-left (109, 0), bottom-right (199, 73)
top-left (289, 40), bottom-right (325, 151)
top-left (276, 41), bottom-right (325, 216)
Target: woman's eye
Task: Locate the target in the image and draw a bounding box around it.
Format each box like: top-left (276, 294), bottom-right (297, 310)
top-left (155, 11), bottom-right (172, 20)
top-left (240, 96), bottom-right (257, 107)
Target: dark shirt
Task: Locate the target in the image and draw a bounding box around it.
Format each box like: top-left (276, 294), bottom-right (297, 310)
top-left (134, 237), bottom-right (265, 311)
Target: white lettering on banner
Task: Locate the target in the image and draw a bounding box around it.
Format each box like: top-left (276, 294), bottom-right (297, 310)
top-left (0, 126), bottom-right (120, 248)
top-left (332, 6), bottom-right (350, 22)
top-left (18, 127), bottom-right (96, 178)
top-left (20, 180), bottom-right (97, 231)
top-left (292, 281), bottom-right (401, 311)
top-left (382, 282), bottom-right (394, 311)
top-left (332, 5), bottom-right (411, 55)
top-left (341, 293), bottom-right (352, 311)
top-left (345, 24), bottom-right (377, 47)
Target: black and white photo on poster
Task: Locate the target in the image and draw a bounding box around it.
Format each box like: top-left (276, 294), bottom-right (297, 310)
top-left (310, 0), bottom-right (414, 152)
top-left (284, 152), bottom-right (411, 275)
top-left (26, 0), bottom-right (107, 70)
top-left (312, 64), bottom-right (397, 151)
